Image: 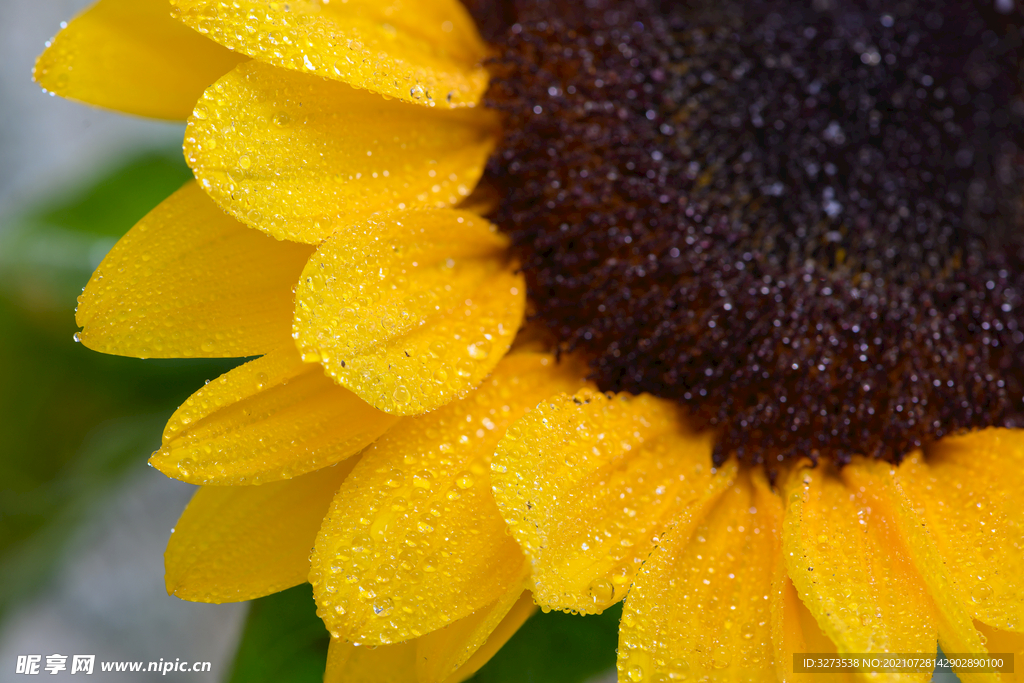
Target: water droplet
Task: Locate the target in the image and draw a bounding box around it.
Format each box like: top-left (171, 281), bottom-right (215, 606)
top-left (587, 578), bottom-right (615, 604)
top-left (972, 582), bottom-right (993, 602)
top-left (255, 372), bottom-right (269, 390)
top-left (72, 331), bottom-right (82, 343)
top-left (238, 155), bottom-right (252, 170)
top-left (467, 339), bottom-right (491, 360)
top-left (373, 597), bottom-right (394, 617)
top-left (393, 385), bottom-right (411, 405)
top-left (272, 112), bottom-right (291, 128)
top-left (350, 533), bottom-right (374, 554)
top-left (178, 458), bottom-right (196, 478)
top-left (455, 471), bottom-right (475, 489)
top-left (628, 665), bottom-right (644, 681)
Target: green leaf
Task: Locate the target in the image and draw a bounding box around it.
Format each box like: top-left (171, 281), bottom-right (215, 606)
top-left (0, 149), bottom-right (193, 312)
top-left (467, 603), bottom-right (622, 683)
top-left (35, 149), bottom-right (193, 239)
top-left (227, 585), bottom-right (330, 683)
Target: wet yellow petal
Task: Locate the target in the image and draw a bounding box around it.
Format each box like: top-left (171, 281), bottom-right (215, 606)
top-left (847, 458), bottom-right (999, 683)
top-left (437, 591), bottom-right (536, 683)
top-left (762, 467), bottom-right (854, 683)
top-left (151, 345), bottom-right (399, 485)
top-left (171, 0), bottom-right (489, 108)
top-left (417, 584), bottom-right (531, 683)
top-left (617, 469), bottom-right (776, 682)
top-left (186, 61), bottom-right (496, 244)
top-left (325, 638), bottom-right (416, 683)
top-left (34, 0), bottom-right (245, 120)
top-left (294, 209), bottom-right (524, 415)
top-left (76, 181), bottom-right (312, 358)
top-left (165, 460), bottom-right (356, 603)
top-left (324, 587), bottom-right (533, 683)
top-left (768, 464), bottom-right (854, 683)
top-left (773, 575), bottom-right (855, 683)
top-left (895, 429), bottom-right (1024, 633)
top-left (783, 463), bottom-right (936, 678)
top-left (310, 352), bottom-right (583, 644)
top-left (975, 622), bottom-right (1024, 683)
top-left (491, 389), bottom-right (737, 615)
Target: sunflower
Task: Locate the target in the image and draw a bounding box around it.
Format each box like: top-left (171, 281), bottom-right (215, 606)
top-left (34, 0), bottom-right (1024, 682)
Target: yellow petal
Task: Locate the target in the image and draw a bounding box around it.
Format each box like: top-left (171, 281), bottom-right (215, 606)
top-left (975, 622), bottom-right (1024, 683)
top-left (76, 181), bottom-right (312, 358)
top-left (491, 389), bottom-right (738, 615)
top-left (895, 429), bottom-right (1024, 634)
top-left (185, 61), bottom-right (497, 244)
top-left (762, 467), bottom-right (855, 683)
top-left (294, 210), bottom-right (524, 415)
top-left (782, 463), bottom-right (936, 679)
top-left (34, 0), bottom-right (245, 120)
top-left (151, 345), bottom-right (399, 484)
top-left (847, 458), bottom-right (999, 683)
top-left (417, 584), bottom-right (532, 683)
top-left (325, 638), bottom-right (416, 683)
top-left (165, 459), bottom-right (357, 603)
top-left (773, 575), bottom-right (855, 683)
top-left (310, 352), bottom-right (583, 644)
top-left (616, 469), bottom-right (776, 682)
top-left (768, 463), bottom-right (854, 683)
top-left (324, 587), bottom-right (533, 683)
top-left (437, 591), bottom-right (536, 683)
top-left (170, 0), bottom-right (488, 108)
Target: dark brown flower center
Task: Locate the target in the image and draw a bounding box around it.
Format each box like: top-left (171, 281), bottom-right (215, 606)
top-left (471, 0), bottom-right (1024, 467)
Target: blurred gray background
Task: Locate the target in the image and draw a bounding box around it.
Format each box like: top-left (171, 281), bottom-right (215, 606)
top-left (0, 1), bottom-right (245, 681)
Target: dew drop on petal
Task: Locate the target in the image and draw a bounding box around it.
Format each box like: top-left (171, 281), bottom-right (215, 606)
top-left (393, 384), bottom-right (411, 405)
top-left (372, 597), bottom-right (394, 617)
top-left (587, 578), bottom-right (615, 604)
